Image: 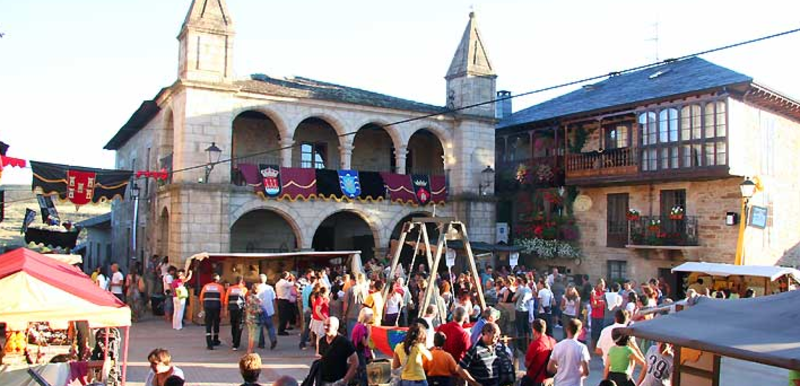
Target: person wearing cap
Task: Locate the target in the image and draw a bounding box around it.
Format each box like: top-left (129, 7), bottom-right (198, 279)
top-left (199, 273), bottom-right (224, 350)
top-left (469, 307), bottom-right (500, 346)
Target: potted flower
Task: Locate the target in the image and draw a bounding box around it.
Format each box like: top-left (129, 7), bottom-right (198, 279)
top-left (626, 209), bottom-right (641, 221)
top-left (669, 206), bottom-right (685, 220)
top-left (647, 218), bottom-right (661, 232)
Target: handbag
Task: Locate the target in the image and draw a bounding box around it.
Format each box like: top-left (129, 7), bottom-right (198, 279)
top-left (175, 285), bottom-right (188, 300)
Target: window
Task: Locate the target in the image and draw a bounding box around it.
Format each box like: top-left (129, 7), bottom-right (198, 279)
top-left (607, 260), bottom-right (627, 282)
top-left (301, 142), bottom-right (327, 169)
top-left (660, 189), bottom-right (686, 217)
top-left (607, 193), bottom-right (629, 248)
top-left (640, 99), bottom-right (727, 171)
top-left (604, 124), bottom-right (630, 149)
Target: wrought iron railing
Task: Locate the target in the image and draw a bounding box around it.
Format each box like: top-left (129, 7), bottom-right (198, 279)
top-left (628, 215), bottom-right (699, 246)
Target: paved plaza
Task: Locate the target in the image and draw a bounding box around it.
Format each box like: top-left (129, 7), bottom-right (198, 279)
top-left (123, 318), bottom-right (789, 386)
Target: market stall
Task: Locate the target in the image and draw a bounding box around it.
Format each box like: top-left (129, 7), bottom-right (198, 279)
top-left (621, 290), bottom-right (800, 386)
top-left (0, 248), bottom-right (132, 386)
top-left (672, 262), bottom-right (800, 298)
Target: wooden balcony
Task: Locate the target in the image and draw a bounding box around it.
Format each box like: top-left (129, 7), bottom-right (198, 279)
top-left (627, 215), bottom-right (699, 247)
top-left (566, 147), bottom-right (638, 180)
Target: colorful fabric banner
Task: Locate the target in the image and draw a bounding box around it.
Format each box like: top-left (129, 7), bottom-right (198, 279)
top-left (30, 161), bottom-right (132, 206)
top-left (338, 170), bottom-right (361, 199)
top-left (36, 195), bottom-right (59, 223)
top-left (381, 172), bottom-right (415, 204)
top-left (135, 169), bottom-right (169, 181)
top-left (316, 169), bottom-right (342, 200)
top-left (411, 174), bottom-right (431, 205)
top-left (21, 208), bottom-right (37, 234)
top-left (237, 163), bottom-right (262, 187)
top-left (370, 325), bottom-right (408, 357)
top-left (259, 164), bottom-right (281, 197)
top-left (358, 171), bottom-right (386, 202)
top-left (430, 175), bottom-right (447, 204)
top-left (1, 155), bottom-right (26, 169)
top-left (279, 167), bottom-right (317, 201)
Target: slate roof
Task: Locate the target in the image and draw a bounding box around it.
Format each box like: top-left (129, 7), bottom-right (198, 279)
top-left (239, 75), bottom-right (448, 115)
top-left (498, 57), bottom-right (753, 129)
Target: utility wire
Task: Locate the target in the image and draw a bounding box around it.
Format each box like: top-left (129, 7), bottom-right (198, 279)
top-left (3, 25), bottom-right (800, 208)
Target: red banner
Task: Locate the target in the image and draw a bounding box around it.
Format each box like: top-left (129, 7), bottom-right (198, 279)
top-left (66, 170), bottom-right (96, 206)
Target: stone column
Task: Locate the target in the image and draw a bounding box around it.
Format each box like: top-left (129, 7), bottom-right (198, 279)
top-left (340, 144), bottom-right (354, 170)
top-left (280, 139), bottom-right (294, 168)
top-left (395, 145), bottom-right (408, 174)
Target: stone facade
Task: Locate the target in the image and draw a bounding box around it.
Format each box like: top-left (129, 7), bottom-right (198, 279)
top-left (108, 1), bottom-right (498, 266)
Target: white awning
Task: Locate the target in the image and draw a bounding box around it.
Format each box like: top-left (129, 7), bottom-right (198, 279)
top-left (672, 262), bottom-right (800, 282)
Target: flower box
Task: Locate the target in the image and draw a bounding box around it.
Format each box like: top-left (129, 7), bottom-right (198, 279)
top-left (669, 214), bottom-right (685, 220)
top-left (626, 214), bottom-right (640, 221)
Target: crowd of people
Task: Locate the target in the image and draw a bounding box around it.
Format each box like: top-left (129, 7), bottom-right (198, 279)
top-left (127, 254), bottom-right (798, 386)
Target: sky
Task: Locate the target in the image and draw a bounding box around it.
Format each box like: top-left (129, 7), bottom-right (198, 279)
top-left (2, 0), bottom-right (800, 185)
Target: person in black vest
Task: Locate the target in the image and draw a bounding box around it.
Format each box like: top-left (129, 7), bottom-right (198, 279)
top-left (225, 276), bottom-right (248, 351)
top-left (318, 316), bottom-right (358, 386)
top-left (199, 273), bottom-right (224, 350)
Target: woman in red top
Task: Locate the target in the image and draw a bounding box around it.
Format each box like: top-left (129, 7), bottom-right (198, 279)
top-left (311, 286), bottom-right (330, 355)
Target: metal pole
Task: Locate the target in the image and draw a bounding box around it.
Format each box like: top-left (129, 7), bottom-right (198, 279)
top-left (132, 195), bottom-right (139, 263)
top-left (734, 198), bottom-right (747, 265)
top-left (121, 326), bottom-right (130, 386)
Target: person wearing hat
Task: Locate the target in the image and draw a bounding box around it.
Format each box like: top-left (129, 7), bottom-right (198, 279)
top-left (199, 273), bottom-right (224, 350)
top-left (469, 307), bottom-right (500, 346)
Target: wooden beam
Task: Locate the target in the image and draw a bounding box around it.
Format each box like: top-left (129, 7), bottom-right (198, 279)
top-left (414, 217), bottom-right (455, 224)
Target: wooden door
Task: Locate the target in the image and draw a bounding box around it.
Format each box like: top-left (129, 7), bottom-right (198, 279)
top-left (607, 193), bottom-right (629, 247)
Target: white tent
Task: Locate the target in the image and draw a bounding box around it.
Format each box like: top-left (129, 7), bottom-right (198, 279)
top-left (672, 261), bottom-right (800, 282)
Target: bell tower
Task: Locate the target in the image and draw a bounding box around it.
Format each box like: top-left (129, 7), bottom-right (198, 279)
top-left (445, 12), bottom-right (497, 117)
top-left (177, 0), bottom-right (235, 83)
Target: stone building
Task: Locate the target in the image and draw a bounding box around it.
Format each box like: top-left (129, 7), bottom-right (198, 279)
top-left (104, 0), bottom-right (498, 266)
top-left (496, 57), bottom-right (800, 289)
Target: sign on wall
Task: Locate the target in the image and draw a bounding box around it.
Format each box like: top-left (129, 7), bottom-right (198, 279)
top-left (748, 205), bottom-right (768, 229)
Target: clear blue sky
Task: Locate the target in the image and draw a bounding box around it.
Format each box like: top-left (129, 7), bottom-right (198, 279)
top-left (2, 0), bottom-right (799, 184)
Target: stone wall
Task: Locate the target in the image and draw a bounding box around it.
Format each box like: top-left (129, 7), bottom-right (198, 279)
top-left (231, 112), bottom-right (281, 163)
top-left (351, 127), bottom-right (394, 172)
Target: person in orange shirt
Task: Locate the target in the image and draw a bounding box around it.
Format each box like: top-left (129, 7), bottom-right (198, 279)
top-left (199, 274), bottom-right (224, 350)
top-left (224, 276), bottom-right (248, 351)
top-left (424, 331), bottom-right (459, 386)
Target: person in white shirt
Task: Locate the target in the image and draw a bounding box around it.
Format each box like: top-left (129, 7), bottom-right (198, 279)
top-left (548, 318), bottom-right (591, 386)
top-left (537, 279), bottom-right (555, 336)
top-left (256, 274), bottom-right (278, 350)
top-left (109, 263), bottom-right (125, 302)
top-left (604, 282), bottom-right (624, 326)
top-left (596, 309), bottom-right (642, 367)
top-left (162, 266), bottom-right (175, 322)
top-left (546, 267), bottom-right (559, 289)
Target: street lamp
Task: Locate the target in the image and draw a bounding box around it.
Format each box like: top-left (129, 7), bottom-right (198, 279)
top-left (130, 182), bottom-right (140, 267)
top-left (735, 177), bottom-right (757, 265)
top-left (478, 165), bottom-right (495, 196)
top-left (204, 142), bottom-right (222, 183)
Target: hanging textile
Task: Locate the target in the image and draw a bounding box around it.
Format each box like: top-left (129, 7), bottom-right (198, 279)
top-left (30, 161), bottom-right (132, 206)
top-left (358, 171), bottom-right (385, 202)
top-left (236, 163), bottom-right (262, 188)
top-left (259, 164), bottom-right (281, 197)
top-left (430, 175), bottom-right (447, 204)
top-left (21, 208), bottom-right (37, 233)
top-left (135, 169), bottom-right (168, 181)
top-left (411, 174), bottom-right (431, 205)
top-left (315, 169), bottom-right (342, 200)
top-left (337, 170), bottom-right (361, 199)
top-left (370, 326), bottom-right (408, 357)
top-left (380, 173), bottom-right (415, 204)
top-left (0, 155), bottom-right (27, 185)
top-left (25, 227), bottom-right (80, 249)
top-left (36, 194), bottom-right (59, 223)
top-left (279, 167), bottom-right (317, 201)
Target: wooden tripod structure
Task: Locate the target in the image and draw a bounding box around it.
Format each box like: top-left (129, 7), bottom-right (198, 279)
top-left (383, 217), bottom-right (486, 325)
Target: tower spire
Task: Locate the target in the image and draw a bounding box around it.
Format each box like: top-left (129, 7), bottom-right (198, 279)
top-left (177, 0), bottom-right (235, 83)
top-left (446, 11), bottom-right (495, 80)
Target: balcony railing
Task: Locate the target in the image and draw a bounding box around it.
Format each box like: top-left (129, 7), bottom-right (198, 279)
top-left (566, 147), bottom-right (638, 179)
top-left (628, 215), bottom-right (699, 247)
top-left (231, 154), bottom-right (282, 186)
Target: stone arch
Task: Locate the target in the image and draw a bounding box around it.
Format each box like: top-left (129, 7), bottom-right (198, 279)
top-left (354, 118), bottom-right (403, 152)
top-left (229, 203), bottom-right (305, 249)
top-left (230, 208), bottom-right (303, 252)
top-left (231, 110), bottom-right (283, 171)
top-left (406, 128), bottom-right (446, 175)
top-left (292, 116), bottom-right (345, 169)
top-left (231, 105), bottom-right (290, 142)
top-left (404, 122), bottom-right (451, 147)
top-left (160, 107), bottom-right (174, 160)
top-left (157, 207), bottom-right (170, 257)
top-left (311, 208), bottom-right (381, 261)
top-left (351, 121), bottom-right (399, 172)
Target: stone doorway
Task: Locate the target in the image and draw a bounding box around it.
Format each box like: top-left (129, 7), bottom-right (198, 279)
top-left (312, 211), bottom-right (375, 261)
top-left (230, 209), bottom-right (299, 253)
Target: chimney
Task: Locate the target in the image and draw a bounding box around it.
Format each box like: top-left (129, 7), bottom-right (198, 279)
top-left (495, 90), bottom-right (512, 119)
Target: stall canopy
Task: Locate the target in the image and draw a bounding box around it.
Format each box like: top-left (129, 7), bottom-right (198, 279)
top-left (622, 290), bottom-right (800, 370)
top-left (0, 248), bottom-right (131, 330)
top-left (671, 261), bottom-right (800, 282)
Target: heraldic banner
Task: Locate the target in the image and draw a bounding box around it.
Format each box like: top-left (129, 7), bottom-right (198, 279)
top-left (30, 161), bottom-right (133, 206)
top-left (337, 170), bottom-right (361, 199)
top-left (259, 164), bottom-right (282, 197)
top-left (411, 174), bottom-right (431, 206)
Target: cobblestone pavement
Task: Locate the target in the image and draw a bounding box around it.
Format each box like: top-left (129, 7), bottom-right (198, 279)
top-left (124, 319), bottom-right (789, 386)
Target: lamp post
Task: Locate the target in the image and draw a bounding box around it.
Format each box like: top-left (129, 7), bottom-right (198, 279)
top-left (734, 178), bottom-right (757, 265)
top-left (203, 142), bottom-right (222, 183)
top-left (478, 165), bottom-right (495, 196)
top-left (130, 182), bottom-right (140, 267)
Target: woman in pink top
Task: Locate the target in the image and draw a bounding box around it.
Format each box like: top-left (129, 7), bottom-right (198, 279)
top-left (171, 269), bottom-right (192, 330)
